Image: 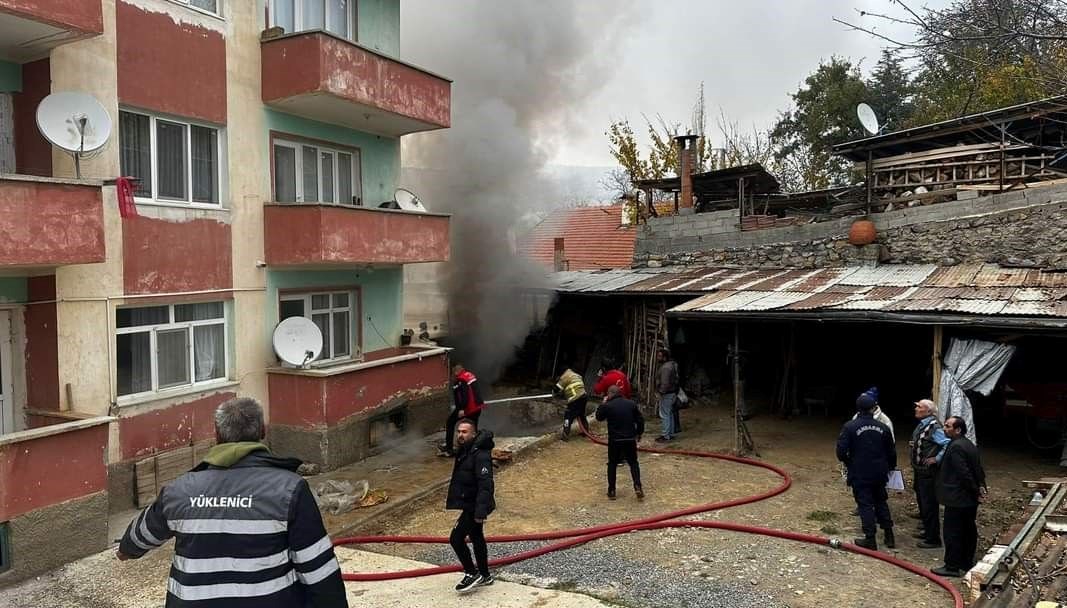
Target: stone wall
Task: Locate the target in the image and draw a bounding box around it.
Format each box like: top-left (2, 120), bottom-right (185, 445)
top-left (633, 184), bottom-right (1067, 269)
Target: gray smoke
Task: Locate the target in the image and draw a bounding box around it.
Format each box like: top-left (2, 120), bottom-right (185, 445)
top-left (400, 1), bottom-right (638, 381)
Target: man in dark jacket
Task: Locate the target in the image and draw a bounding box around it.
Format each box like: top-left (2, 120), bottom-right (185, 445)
top-left (911, 399), bottom-right (950, 549)
top-left (836, 392), bottom-right (897, 551)
top-left (655, 349), bottom-right (681, 442)
top-left (446, 418), bottom-right (496, 593)
top-left (932, 416), bottom-right (988, 577)
top-left (117, 397), bottom-right (347, 608)
top-left (441, 364), bottom-right (486, 456)
top-left (595, 385), bottom-right (645, 500)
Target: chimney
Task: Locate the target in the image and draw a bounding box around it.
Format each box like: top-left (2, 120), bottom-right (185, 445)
top-left (675, 134), bottom-right (700, 214)
top-left (553, 237), bottom-right (567, 271)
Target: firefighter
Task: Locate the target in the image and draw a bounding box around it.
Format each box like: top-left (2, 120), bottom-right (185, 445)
top-left (554, 365), bottom-right (588, 439)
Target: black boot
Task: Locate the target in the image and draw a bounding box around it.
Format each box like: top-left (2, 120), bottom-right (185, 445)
top-left (854, 536), bottom-right (877, 550)
top-left (883, 529), bottom-right (896, 549)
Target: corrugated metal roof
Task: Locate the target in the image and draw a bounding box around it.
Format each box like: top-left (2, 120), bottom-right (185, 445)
top-left (550, 262), bottom-right (1067, 322)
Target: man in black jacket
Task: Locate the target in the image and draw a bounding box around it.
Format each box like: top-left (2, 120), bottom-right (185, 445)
top-left (446, 418), bottom-right (496, 593)
top-left (836, 392), bottom-right (897, 551)
top-left (932, 416), bottom-right (988, 577)
top-left (117, 397), bottom-right (348, 608)
top-left (595, 385), bottom-right (645, 500)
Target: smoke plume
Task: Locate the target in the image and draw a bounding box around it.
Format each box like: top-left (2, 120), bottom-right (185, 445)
top-left (400, 0), bottom-right (638, 382)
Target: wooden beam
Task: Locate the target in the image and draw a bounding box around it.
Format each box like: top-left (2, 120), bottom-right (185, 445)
top-left (932, 326), bottom-right (943, 403)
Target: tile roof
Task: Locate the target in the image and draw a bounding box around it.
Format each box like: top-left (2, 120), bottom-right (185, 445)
top-left (519, 204), bottom-right (635, 270)
top-left (547, 263), bottom-right (1067, 325)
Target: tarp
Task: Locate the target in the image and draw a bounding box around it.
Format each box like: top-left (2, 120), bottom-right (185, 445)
top-left (937, 338), bottom-right (1016, 444)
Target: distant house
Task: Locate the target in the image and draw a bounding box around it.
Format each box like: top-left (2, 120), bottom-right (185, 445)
top-left (519, 204), bottom-right (636, 270)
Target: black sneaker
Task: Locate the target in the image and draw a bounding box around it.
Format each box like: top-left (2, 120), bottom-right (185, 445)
top-left (476, 574), bottom-right (494, 587)
top-left (635, 485), bottom-right (645, 499)
top-left (455, 573), bottom-right (482, 593)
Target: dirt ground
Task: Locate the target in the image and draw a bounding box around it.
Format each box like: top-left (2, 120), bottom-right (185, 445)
top-left (361, 399), bottom-right (1063, 608)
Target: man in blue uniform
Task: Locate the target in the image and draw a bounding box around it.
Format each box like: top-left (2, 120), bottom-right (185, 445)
top-left (837, 391), bottom-right (897, 551)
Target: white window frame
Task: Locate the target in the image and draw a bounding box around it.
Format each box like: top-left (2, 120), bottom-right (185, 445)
top-left (269, 0), bottom-right (356, 41)
top-left (119, 109), bottom-right (224, 207)
top-left (168, 0), bottom-right (223, 18)
top-left (279, 290), bottom-right (359, 364)
top-left (115, 303), bottom-right (229, 399)
top-left (273, 138), bottom-right (361, 205)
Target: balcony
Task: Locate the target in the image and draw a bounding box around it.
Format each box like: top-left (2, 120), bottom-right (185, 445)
top-left (260, 31), bottom-right (451, 137)
top-left (263, 203), bottom-right (450, 267)
top-left (0, 0), bottom-right (104, 61)
top-left (0, 175), bottom-right (105, 270)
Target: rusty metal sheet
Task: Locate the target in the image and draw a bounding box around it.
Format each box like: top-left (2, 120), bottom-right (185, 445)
top-left (820, 284), bottom-right (868, 294)
top-left (696, 290), bottom-right (777, 312)
top-left (910, 287), bottom-right (965, 299)
top-left (667, 268), bottom-right (734, 292)
top-left (705, 269), bottom-right (778, 291)
top-left (973, 266), bottom-right (1035, 287)
top-left (839, 264), bottom-right (937, 287)
top-left (668, 290), bottom-right (736, 313)
top-left (735, 291), bottom-right (813, 310)
top-left (953, 287), bottom-right (1018, 300)
top-left (866, 286), bottom-right (909, 300)
top-left (1001, 301), bottom-right (1067, 316)
top-left (925, 264), bottom-right (982, 287)
top-left (1031, 271), bottom-right (1067, 288)
top-left (580, 270), bottom-right (669, 292)
top-left (735, 269), bottom-right (800, 291)
top-left (933, 299), bottom-right (1009, 314)
top-left (787, 267), bottom-right (857, 292)
top-left (785, 291), bottom-right (857, 310)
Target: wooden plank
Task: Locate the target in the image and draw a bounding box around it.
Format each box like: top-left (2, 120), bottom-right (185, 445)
top-left (932, 326), bottom-right (943, 404)
top-left (870, 143), bottom-right (1011, 168)
top-left (192, 439), bottom-right (214, 465)
top-left (135, 456), bottom-right (158, 508)
top-left (155, 446), bottom-right (194, 490)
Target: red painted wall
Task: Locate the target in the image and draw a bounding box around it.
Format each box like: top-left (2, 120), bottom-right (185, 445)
top-left (24, 275), bottom-right (59, 410)
top-left (0, 0), bottom-right (104, 34)
top-left (0, 179), bottom-right (104, 267)
top-left (115, 1), bottom-right (226, 124)
top-left (121, 216), bottom-right (232, 295)
top-left (12, 58), bottom-right (52, 177)
top-left (0, 422), bottom-right (108, 521)
top-left (118, 391), bottom-right (235, 460)
top-left (268, 351), bottom-right (449, 429)
top-left (261, 33), bottom-right (451, 128)
top-left (263, 205), bottom-right (450, 266)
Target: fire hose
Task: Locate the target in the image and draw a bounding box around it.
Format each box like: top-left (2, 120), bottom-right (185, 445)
top-left (334, 415), bottom-right (964, 607)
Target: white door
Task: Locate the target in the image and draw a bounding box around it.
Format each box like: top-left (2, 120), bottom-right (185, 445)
top-left (0, 311), bottom-right (13, 434)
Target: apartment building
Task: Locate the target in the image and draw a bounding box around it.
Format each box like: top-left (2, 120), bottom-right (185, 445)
top-left (0, 0), bottom-right (451, 583)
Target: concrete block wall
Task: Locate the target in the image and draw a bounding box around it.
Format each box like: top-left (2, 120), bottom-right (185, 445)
top-left (633, 184), bottom-right (1067, 269)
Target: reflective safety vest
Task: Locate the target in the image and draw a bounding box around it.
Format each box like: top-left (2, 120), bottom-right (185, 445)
top-left (556, 369), bottom-right (586, 403)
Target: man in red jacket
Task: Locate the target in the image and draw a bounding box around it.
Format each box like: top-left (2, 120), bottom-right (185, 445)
top-left (440, 364), bottom-right (485, 456)
top-left (592, 358), bottom-right (632, 399)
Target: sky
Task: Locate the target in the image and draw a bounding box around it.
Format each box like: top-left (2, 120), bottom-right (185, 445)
top-left (401, 0), bottom-right (942, 170)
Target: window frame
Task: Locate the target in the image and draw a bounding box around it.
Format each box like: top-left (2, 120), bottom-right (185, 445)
top-left (269, 0), bottom-right (357, 41)
top-left (119, 108), bottom-right (224, 207)
top-left (271, 136), bottom-right (361, 205)
top-left (115, 302), bottom-right (230, 400)
top-left (168, 0), bottom-right (223, 18)
top-left (278, 289), bottom-right (361, 364)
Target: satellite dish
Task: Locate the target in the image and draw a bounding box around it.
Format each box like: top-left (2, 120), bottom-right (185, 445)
top-left (272, 317), bottom-right (323, 367)
top-left (36, 91), bottom-right (113, 178)
top-left (856, 103), bottom-right (880, 136)
top-left (393, 188), bottom-right (428, 213)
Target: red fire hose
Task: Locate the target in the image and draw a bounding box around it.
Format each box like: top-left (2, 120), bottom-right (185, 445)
top-left (334, 428), bottom-right (964, 608)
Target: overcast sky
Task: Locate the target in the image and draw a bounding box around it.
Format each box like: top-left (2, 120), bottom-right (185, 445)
top-left (402, 0), bottom-right (942, 169)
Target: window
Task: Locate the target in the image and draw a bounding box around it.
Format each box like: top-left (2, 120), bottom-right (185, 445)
top-left (169, 0), bottom-right (221, 16)
top-left (120, 110), bottom-right (222, 205)
top-left (273, 139), bottom-right (361, 205)
top-left (116, 302), bottom-right (228, 397)
top-left (271, 0), bottom-right (355, 40)
top-left (280, 291), bottom-right (357, 362)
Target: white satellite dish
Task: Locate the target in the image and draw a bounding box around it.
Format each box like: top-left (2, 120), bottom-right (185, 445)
top-left (856, 103), bottom-right (880, 136)
top-left (36, 91), bottom-right (113, 178)
top-left (393, 188), bottom-right (428, 213)
top-left (272, 317), bottom-right (323, 367)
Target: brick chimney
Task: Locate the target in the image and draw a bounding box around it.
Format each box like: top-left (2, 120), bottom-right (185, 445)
top-left (553, 237), bottom-right (567, 271)
top-left (675, 134), bottom-right (700, 213)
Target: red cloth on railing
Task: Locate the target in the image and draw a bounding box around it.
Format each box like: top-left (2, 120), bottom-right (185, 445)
top-left (115, 176), bottom-right (139, 219)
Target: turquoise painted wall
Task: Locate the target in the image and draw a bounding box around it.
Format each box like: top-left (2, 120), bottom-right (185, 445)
top-left (264, 109), bottom-right (400, 207)
top-left (266, 267), bottom-right (403, 354)
top-left (358, 0), bottom-right (400, 56)
top-left (0, 61), bottom-right (21, 93)
top-left (0, 278), bottom-right (27, 303)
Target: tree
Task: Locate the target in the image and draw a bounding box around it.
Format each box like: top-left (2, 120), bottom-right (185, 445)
top-left (866, 50), bottom-right (914, 131)
top-left (771, 57), bottom-right (869, 188)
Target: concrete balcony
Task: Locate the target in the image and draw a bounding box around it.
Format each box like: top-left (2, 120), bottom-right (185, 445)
top-left (260, 31), bottom-right (451, 137)
top-left (0, 0), bottom-right (104, 61)
top-left (263, 203), bottom-right (450, 267)
top-left (0, 175), bottom-right (105, 270)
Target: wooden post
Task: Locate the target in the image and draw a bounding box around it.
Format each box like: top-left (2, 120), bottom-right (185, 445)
top-left (733, 322), bottom-right (742, 454)
top-left (865, 150), bottom-right (873, 215)
top-left (999, 126), bottom-right (1006, 191)
top-left (932, 326), bottom-right (943, 403)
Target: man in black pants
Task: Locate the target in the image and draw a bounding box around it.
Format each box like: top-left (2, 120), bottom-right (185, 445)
top-left (596, 385), bottom-right (645, 500)
top-left (836, 391), bottom-right (897, 551)
top-left (933, 416), bottom-right (987, 578)
top-left (446, 418), bottom-right (496, 593)
top-left (911, 399), bottom-right (950, 549)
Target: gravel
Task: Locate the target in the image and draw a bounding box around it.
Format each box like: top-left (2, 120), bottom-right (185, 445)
top-left (415, 535), bottom-right (788, 608)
